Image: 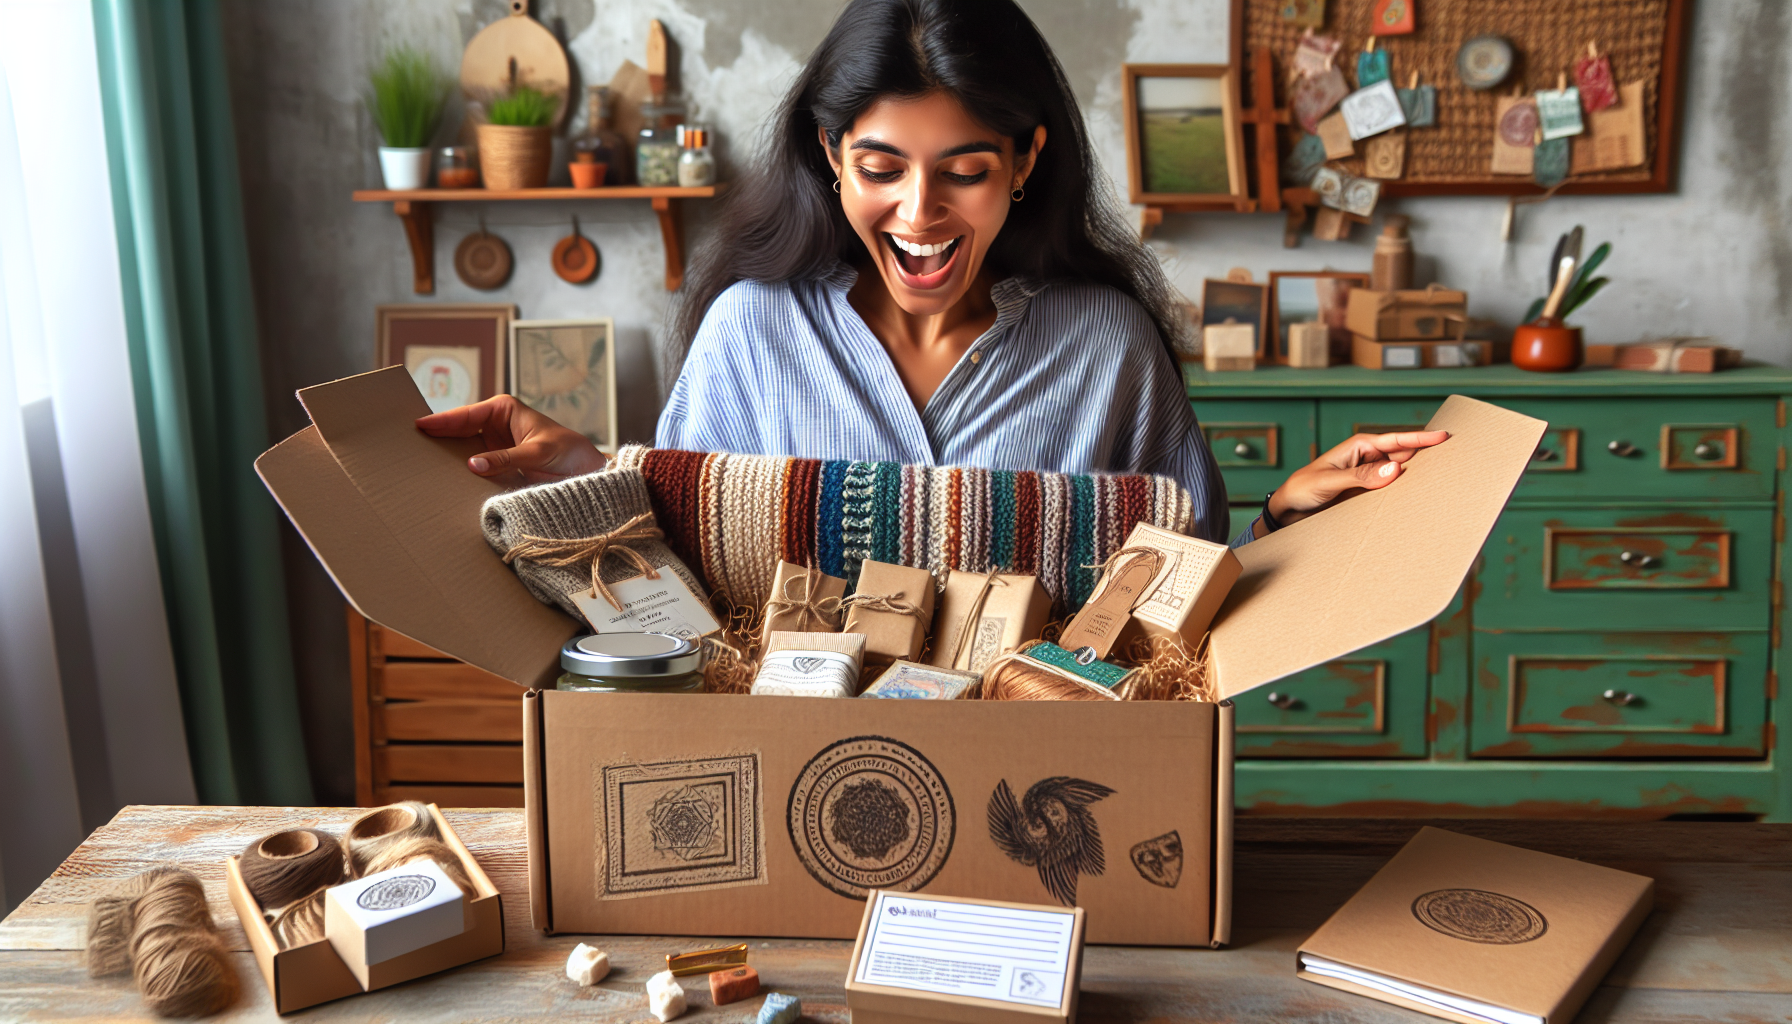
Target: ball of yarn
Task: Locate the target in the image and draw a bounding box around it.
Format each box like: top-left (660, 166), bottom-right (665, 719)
top-left (344, 801), bottom-right (440, 876)
top-left (85, 867), bottom-right (238, 1017)
top-left (268, 889), bottom-right (327, 949)
top-left (357, 836), bottom-right (475, 896)
top-left (239, 828), bottom-right (345, 909)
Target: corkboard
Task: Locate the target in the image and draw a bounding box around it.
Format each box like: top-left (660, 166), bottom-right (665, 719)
top-left (1242, 0), bottom-right (1690, 195)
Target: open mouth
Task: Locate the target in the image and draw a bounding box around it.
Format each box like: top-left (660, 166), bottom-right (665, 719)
top-left (884, 233), bottom-right (964, 287)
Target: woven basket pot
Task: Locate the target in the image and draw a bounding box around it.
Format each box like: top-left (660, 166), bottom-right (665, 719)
top-left (476, 124), bottom-right (552, 189)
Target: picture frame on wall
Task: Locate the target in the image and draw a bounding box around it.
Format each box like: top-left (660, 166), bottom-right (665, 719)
top-left (1268, 271), bottom-right (1370, 364)
top-left (1122, 63), bottom-right (1248, 207)
top-left (510, 318), bottom-right (619, 454)
top-left (1200, 278), bottom-right (1270, 362)
top-left (376, 304), bottom-right (515, 415)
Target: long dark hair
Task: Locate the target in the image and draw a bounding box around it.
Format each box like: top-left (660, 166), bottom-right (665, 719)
top-left (668, 0), bottom-right (1188, 371)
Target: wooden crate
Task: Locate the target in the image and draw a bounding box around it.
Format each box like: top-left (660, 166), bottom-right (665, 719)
top-left (348, 608), bottom-right (525, 807)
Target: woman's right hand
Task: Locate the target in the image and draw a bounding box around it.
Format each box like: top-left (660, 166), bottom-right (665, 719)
top-left (415, 395), bottom-right (607, 485)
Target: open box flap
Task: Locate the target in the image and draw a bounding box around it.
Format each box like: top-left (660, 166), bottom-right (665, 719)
top-left (256, 367), bottom-right (576, 688)
top-left (1208, 395), bottom-right (1546, 701)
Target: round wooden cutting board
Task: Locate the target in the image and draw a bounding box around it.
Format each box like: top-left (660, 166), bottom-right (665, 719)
top-left (461, 1), bottom-right (571, 127)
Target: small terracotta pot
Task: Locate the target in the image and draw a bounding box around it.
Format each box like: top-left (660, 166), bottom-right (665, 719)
top-left (568, 160), bottom-right (607, 189)
top-left (475, 124), bottom-right (552, 190)
top-left (1511, 321), bottom-right (1583, 372)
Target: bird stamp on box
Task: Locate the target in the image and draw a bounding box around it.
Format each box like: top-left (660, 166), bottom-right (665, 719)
top-left (787, 736), bottom-right (955, 899)
top-left (1411, 889), bottom-right (1548, 944)
top-left (1129, 831), bottom-right (1184, 888)
top-left (599, 754), bottom-right (765, 899)
top-left (987, 777), bottom-right (1115, 906)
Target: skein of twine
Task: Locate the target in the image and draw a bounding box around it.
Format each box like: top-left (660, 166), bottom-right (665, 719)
top-left (359, 837), bottom-right (476, 896)
top-left (268, 890), bottom-right (326, 949)
top-left (239, 828), bottom-right (345, 909)
top-left (86, 867), bottom-right (238, 1017)
top-left (979, 650), bottom-right (1119, 702)
top-left (344, 801), bottom-right (441, 877)
top-left (501, 511), bottom-right (664, 611)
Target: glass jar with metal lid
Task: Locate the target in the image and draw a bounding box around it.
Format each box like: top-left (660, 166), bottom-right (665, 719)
top-left (557, 632), bottom-right (706, 693)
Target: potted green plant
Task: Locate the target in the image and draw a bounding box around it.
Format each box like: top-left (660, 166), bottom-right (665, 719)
top-left (368, 46), bottom-right (448, 190)
top-left (477, 86), bottom-right (558, 190)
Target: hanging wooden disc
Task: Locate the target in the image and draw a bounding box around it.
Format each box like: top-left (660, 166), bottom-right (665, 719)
top-left (455, 228), bottom-right (513, 290)
top-left (460, 0), bottom-right (571, 126)
top-left (552, 229), bottom-right (600, 284)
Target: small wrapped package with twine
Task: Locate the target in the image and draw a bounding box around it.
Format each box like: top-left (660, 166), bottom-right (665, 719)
top-left (482, 468), bottom-right (709, 620)
top-left (764, 561), bottom-right (846, 633)
top-left (842, 560), bottom-right (936, 663)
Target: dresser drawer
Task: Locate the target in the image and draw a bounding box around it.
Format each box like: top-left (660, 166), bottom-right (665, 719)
top-left (1235, 626), bottom-right (1428, 758)
top-left (1191, 399), bottom-right (1314, 505)
top-left (1476, 508), bottom-right (1771, 631)
top-left (1319, 397), bottom-right (1776, 499)
top-left (1470, 632), bottom-right (1767, 758)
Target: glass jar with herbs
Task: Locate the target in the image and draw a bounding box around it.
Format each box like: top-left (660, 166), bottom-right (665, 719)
top-left (636, 99), bottom-right (685, 186)
top-left (677, 125), bottom-right (716, 187)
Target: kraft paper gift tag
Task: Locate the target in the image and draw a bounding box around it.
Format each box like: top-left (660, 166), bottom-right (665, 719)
top-left (1317, 112), bottom-right (1354, 158)
top-left (1490, 96), bottom-right (1537, 175)
top-left (1571, 81), bottom-right (1645, 173)
top-left (1363, 129), bottom-right (1406, 178)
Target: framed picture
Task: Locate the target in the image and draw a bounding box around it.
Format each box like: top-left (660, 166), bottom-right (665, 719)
top-left (1122, 64), bottom-right (1247, 206)
top-left (510, 318), bottom-right (619, 453)
top-left (1269, 271), bottom-right (1370, 364)
top-left (377, 304), bottom-right (515, 414)
top-left (1199, 279), bottom-right (1269, 362)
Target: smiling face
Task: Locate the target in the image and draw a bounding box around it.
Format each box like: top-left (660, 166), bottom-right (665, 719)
top-left (824, 91), bottom-right (1044, 316)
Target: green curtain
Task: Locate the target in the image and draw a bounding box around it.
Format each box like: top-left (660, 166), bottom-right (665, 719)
top-left (91, 0), bottom-right (312, 805)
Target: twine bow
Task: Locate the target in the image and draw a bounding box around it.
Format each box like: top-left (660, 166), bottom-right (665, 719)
top-left (764, 566), bottom-right (844, 631)
top-left (840, 592), bottom-right (923, 618)
top-left (1083, 546), bottom-right (1167, 586)
top-left (502, 511), bottom-right (664, 611)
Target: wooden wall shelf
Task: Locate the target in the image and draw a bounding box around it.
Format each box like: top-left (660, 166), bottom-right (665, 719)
top-left (351, 185), bottom-right (726, 293)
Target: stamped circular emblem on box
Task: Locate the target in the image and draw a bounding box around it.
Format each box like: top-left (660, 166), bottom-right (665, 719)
top-left (357, 873), bottom-right (437, 912)
top-left (1412, 888), bottom-right (1548, 944)
top-left (787, 736), bottom-right (955, 899)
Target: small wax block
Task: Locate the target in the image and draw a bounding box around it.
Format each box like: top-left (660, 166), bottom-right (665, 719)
top-left (566, 943), bottom-right (610, 986)
top-left (757, 992), bottom-right (802, 1024)
top-left (709, 965), bottom-right (760, 1005)
top-left (647, 970), bottom-right (687, 1022)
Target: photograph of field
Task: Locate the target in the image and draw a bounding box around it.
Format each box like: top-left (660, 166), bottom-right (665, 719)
top-left (1137, 75), bottom-right (1231, 195)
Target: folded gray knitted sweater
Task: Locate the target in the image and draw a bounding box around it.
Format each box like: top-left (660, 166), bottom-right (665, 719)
top-left (480, 468), bottom-right (706, 620)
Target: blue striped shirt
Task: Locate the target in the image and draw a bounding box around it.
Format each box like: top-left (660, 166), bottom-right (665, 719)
top-left (656, 263), bottom-right (1233, 543)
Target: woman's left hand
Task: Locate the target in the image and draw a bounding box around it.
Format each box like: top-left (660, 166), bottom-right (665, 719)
top-left (1262, 429), bottom-right (1450, 534)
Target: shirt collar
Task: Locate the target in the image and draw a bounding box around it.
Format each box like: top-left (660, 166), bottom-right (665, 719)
top-left (822, 261), bottom-right (1039, 346)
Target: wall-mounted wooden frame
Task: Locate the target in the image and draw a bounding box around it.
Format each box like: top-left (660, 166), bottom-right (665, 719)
top-left (377, 304), bottom-right (516, 415)
top-left (1123, 64), bottom-right (1249, 208)
top-left (509, 318), bottom-right (619, 454)
top-left (1268, 271), bottom-right (1369, 364)
top-left (1240, 0), bottom-right (1692, 196)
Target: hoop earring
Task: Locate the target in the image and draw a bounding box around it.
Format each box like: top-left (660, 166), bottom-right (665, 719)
top-left (1011, 186), bottom-right (1025, 202)
top-left (833, 178), bottom-right (842, 194)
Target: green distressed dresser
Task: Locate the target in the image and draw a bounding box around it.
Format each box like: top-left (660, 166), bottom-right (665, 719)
top-left (1186, 363), bottom-right (1792, 822)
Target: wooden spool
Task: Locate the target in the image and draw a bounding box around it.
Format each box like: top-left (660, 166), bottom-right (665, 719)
top-left (461, 0), bottom-right (571, 127)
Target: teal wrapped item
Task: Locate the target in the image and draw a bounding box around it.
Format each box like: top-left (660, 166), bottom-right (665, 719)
top-left (1022, 641), bottom-right (1132, 690)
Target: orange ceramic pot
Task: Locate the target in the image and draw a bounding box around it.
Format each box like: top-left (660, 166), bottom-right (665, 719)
top-left (1511, 321), bottom-right (1583, 372)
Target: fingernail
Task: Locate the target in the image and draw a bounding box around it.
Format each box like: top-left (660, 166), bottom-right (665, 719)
top-left (470, 457), bottom-right (489, 473)
top-left (1380, 462), bottom-right (1396, 478)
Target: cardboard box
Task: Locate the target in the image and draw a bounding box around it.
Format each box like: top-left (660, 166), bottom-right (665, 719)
top-left (928, 571), bottom-right (1051, 673)
top-left (845, 890), bottom-right (1085, 1024)
top-left (1297, 827), bottom-right (1654, 1024)
top-left (225, 805), bottom-right (503, 1014)
top-left (258, 369), bottom-right (1545, 948)
top-left (1287, 321), bottom-right (1331, 368)
top-left (1345, 287), bottom-right (1468, 340)
top-left (1202, 323), bottom-right (1257, 371)
top-left (1351, 334), bottom-right (1492, 371)
top-left (1078, 524), bottom-right (1241, 654)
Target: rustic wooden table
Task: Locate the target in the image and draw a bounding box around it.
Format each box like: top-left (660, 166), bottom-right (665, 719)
top-left (2, 808), bottom-right (1786, 1022)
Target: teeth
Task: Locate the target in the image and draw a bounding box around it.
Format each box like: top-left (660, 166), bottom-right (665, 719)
top-left (890, 235), bottom-right (957, 258)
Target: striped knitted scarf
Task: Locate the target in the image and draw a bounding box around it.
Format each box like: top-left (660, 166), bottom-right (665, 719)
top-left (611, 446), bottom-right (1195, 615)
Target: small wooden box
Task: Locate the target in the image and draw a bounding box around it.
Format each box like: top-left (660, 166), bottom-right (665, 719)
top-left (1351, 334), bottom-right (1492, 371)
top-left (1204, 323), bottom-right (1257, 371)
top-left (1287, 321), bottom-right (1331, 368)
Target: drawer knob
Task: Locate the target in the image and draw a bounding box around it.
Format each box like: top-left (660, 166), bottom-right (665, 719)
top-left (1693, 442), bottom-right (1723, 460)
top-left (1618, 550), bottom-right (1661, 570)
top-left (1266, 691), bottom-right (1298, 710)
top-left (1532, 446), bottom-right (1558, 462)
top-left (1233, 442), bottom-right (1255, 458)
top-left (1601, 688), bottom-right (1641, 707)
top-left (1607, 440), bottom-right (1639, 457)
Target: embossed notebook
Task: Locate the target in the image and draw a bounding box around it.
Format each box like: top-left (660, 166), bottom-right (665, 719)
top-left (1297, 827), bottom-right (1653, 1024)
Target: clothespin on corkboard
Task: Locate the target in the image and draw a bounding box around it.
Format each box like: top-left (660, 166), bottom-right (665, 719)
top-left (1235, 46), bottom-right (1287, 214)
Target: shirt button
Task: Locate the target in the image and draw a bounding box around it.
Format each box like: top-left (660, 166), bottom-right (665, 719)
top-left (969, 351), bottom-right (982, 364)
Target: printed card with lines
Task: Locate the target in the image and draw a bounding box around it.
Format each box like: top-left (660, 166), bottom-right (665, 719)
top-left (853, 893), bottom-right (1076, 1009)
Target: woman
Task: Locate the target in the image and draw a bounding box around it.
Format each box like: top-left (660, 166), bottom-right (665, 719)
top-left (420, 0), bottom-right (1443, 542)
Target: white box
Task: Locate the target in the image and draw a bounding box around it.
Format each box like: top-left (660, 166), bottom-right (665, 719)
top-left (324, 859), bottom-right (471, 989)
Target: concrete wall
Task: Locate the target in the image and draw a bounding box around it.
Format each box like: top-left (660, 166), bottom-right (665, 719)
top-left (222, 0), bottom-right (1792, 802)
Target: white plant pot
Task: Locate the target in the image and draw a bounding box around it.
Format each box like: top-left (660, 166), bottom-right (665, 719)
top-left (378, 147), bottom-right (432, 190)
